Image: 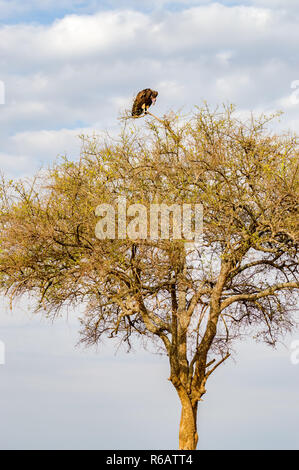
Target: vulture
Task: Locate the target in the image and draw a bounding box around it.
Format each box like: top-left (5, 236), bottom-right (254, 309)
top-left (132, 88), bottom-right (158, 117)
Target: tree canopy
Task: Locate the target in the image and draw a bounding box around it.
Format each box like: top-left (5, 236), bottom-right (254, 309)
top-left (0, 105), bottom-right (298, 449)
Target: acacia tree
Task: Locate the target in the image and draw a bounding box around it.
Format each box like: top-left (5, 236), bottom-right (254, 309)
top-left (0, 105), bottom-right (298, 449)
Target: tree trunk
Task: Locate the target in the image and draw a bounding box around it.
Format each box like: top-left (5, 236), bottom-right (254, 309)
top-left (178, 395), bottom-right (198, 450)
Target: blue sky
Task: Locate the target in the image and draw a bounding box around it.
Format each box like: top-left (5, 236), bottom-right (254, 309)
top-left (0, 0), bottom-right (299, 450)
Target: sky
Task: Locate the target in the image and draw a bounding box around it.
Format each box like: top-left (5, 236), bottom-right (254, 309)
top-left (0, 0), bottom-right (299, 450)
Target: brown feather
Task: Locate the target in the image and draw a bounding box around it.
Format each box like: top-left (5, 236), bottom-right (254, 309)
top-left (132, 89), bottom-right (158, 116)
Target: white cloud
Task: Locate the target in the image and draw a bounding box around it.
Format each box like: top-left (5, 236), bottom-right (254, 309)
top-left (0, 127), bottom-right (97, 177)
top-left (0, 3), bottom-right (298, 177)
top-left (45, 11), bottom-right (149, 58)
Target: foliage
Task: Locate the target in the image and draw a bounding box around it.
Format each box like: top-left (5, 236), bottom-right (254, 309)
top-left (0, 105), bottom-right (298, 449)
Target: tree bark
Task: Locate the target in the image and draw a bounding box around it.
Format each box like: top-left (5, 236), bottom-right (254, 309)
top-left (178, 394), bottom-right (198, 450)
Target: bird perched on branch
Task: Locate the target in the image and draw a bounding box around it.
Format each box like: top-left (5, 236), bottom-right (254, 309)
top-left (132, 88), bottom-right (158, 117)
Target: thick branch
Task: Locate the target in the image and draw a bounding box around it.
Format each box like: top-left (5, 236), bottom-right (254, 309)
top-left (220, 281), bottom-right (299, 311)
